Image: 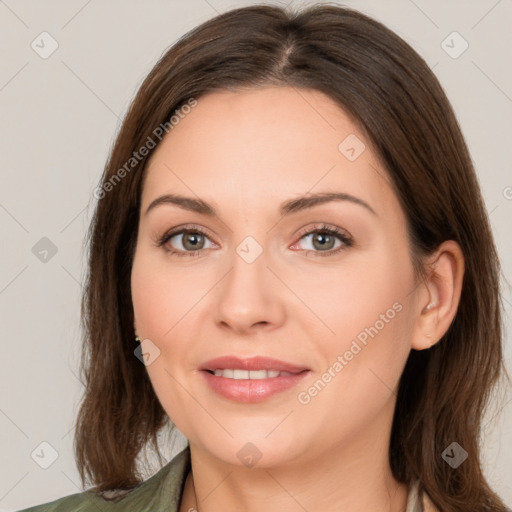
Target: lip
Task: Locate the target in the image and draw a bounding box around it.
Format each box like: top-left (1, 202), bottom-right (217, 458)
top-left (200, 356), bottom-right (309, 373)
top-left (199, 356), bottom-right (310, 403)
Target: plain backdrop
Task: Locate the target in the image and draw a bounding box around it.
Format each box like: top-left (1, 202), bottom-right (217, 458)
top-left (0, 0), bottom-right (511, 510)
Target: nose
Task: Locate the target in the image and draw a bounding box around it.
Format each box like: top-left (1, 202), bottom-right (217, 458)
top-left (213, 244), bottom-right (286, 335)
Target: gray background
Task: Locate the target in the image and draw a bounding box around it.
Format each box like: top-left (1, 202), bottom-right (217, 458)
top-left (0, 0), bottom-right (511, 510)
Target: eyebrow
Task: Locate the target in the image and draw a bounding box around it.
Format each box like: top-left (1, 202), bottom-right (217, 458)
top-left (144, 191), bottom-right (377, 218)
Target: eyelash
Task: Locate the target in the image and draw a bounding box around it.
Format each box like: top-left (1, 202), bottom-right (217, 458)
top-left (156, 223), bottom-right (353, 258)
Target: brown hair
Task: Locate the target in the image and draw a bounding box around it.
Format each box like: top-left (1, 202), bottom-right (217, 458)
top-left (75, 3), bottom-right (509, 510)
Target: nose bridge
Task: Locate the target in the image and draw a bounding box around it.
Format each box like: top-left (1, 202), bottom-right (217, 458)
top-left (213, 231), bottom-right (284, 331)
top-left (227, 232), bottom-right (272, 303)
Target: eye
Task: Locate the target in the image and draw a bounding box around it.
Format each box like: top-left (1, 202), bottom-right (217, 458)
top-left (291, 223), bottom-right (353, 257)
top-left (157, 225), bottom-right (216, 258)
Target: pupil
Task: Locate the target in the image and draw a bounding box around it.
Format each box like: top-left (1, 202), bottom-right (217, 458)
top-left (314, 233), bottom-right (333, 250)
top-left (185, 232), bottom-right (203, 250)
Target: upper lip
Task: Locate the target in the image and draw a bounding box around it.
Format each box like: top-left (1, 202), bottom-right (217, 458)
top-left (199, 356), bottom-right (309, 374)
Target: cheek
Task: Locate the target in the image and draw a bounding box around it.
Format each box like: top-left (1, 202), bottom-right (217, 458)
top-left (131, 251), bottom-right (199, 428)
top-left (302, 246), bottom-right (414, 402)
top-left (131, 247), bottom-right (192, 338)
top-left (297, 246), bottom-right (413, 346)
top-left (295, 300), bottom-right (412, 446)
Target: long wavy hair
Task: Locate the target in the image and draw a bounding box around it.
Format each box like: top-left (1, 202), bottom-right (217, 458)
top-left (74, 4), bottom-right (509, 510)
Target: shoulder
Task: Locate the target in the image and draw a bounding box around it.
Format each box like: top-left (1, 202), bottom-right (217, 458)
top-left (17, 446), bottom-right (191, 512)
top-left (16, 490), bottom-right (98, 512)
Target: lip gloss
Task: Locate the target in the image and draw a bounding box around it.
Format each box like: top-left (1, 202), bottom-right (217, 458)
top-left (200, 369), bottom-right (310, 403)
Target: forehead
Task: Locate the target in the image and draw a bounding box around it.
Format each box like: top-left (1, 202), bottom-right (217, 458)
top-left (141, 87), bottom-right (399, 220)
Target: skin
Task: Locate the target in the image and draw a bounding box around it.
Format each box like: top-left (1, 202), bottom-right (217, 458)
top-left (130, 86), bottom-right (464, 512)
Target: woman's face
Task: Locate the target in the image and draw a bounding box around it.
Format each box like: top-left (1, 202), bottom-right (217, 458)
top-left (131, 87), bottom-right (426, 468)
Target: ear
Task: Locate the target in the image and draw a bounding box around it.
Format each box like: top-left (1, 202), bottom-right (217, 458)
top-left (411, 240), bottom-right (465, 351)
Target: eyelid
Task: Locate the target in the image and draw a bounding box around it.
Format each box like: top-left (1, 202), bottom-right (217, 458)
top-left (293, 223), bottom-right (352, 243)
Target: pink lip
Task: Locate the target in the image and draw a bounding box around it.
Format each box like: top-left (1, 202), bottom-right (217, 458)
top-left (199, 356), bottom-right (310, 403)
top-left (200, 356), bottom-right (309, 373)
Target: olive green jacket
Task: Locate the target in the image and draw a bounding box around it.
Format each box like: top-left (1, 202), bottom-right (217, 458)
top-left (18, 447), bottom-right (191, 512)
top-left (18, 446), bottom-right (431, 511)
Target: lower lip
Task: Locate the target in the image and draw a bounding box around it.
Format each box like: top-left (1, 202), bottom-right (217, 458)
top-left (200, 370), bottom-right (310, 403)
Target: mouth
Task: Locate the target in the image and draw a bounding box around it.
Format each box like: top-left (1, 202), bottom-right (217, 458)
top-left (199, 356), bottom-right (310, 403)
top-left (206, 369), bottom-right (298, 379)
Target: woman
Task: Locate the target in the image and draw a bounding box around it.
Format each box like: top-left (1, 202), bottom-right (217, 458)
top-left (19, 3), bottom-right (509, 511)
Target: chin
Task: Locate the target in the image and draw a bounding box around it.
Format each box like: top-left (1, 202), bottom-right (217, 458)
top-left (194, 432), bottom-right (309, 469)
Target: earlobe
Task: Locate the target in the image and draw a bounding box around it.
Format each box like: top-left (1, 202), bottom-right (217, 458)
top-left (411, 240), bottom-right (465, 351)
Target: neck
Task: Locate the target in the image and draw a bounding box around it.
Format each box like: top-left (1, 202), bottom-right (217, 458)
top-left (179, 418), bottom-right (408, 512)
